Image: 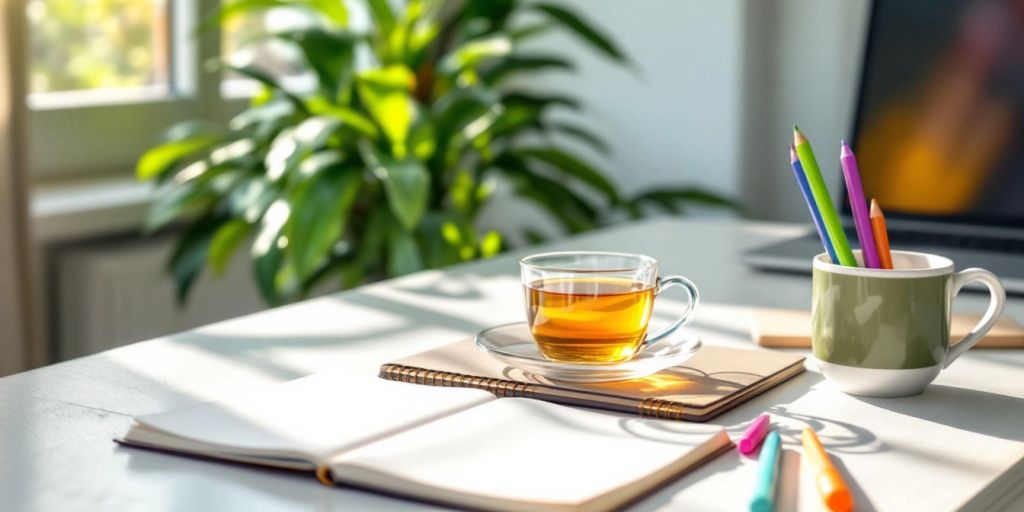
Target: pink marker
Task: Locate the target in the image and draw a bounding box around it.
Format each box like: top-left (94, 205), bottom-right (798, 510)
top-left (737, 414), bottom-right (771, 454)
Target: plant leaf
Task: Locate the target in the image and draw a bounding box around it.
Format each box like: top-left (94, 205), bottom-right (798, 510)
top-left (287, 163), bottom-right (361, 279)
top-left (168, 216), bottom-right (227, 305)
top-left (375, 158), bottom-right (430, 232)
top-left (512, 179), bottom-right (593, 233)
top-left (629, 187), bottom-right (742, 213)
top-left (272, 28), bottom-right (355, 99)
top-left (416, 212), bottom-right (463, 268)
top-left (221, 64), bottom-right (308, 112)
top-left (293, 116), bottom-right (344, 150)
top-left (532, 2), bottom-right (628, 62)
top-left (137, 135), bottom-right (223, 181)
top-left (480, 230), bottom-right (502, 258)
top-left (306, 0), bottom-right (348, 26)
top-left (510, 22), bottom-right (553, 42)
top-left (387, 221), bottom-right (424, 276)
top-left (305, 97), bottom-right (380, 139)
top-left (296, 152), bottom-right (347, 184)
top-left (159, 120), bottom-right (226, 144)
top-left (502, 91), bottom-right (580, 110)
top-left (356, 65), bottom-right (416, 158)
top-left (494, 153), bottom-right (597, 233)
top-left (549, 121), bottom-right (610, 155)
top-left (481, 54), bottom-right (572, 85)
top-left (230, 99), bottom-right (296, 131)
top-left (356, 206), bottom-right (389, 269)
top-left (515, 148), bottom-right (620, 203)
top-left (251, 199), bottom-right (291, 305)
top-left (432, 87), bottom-right (500, 152)
top-left (207, 0), bottom-right (347, 30)
top-left (459, 0), bottom-right (517, 36)
top-left (229, 176), bottom-right (276, 223)
top-left (208, 219), bottom-right (252, 276)
top-left (487, 92), bottom-right (579, 140)
top-left (367, 0), bottom-right (396, 37)
top-left (203, 0), bottom-right (291, 30)
top-left (144, 182), bottom-right (219, 232)
top-left (522, 228), bottom-right (548, 245)
top-left (439, 35), bottom-right (512, 75)
top-left (408, 106), bottom-right (436, 160)
top-left (264, 118), bottom-right (345, 182)
top-left (264, 127), bottom-right (302, 182)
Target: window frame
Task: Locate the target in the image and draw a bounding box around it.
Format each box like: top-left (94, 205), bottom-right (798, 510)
top-left (26, 0), bottom-right (248, 180)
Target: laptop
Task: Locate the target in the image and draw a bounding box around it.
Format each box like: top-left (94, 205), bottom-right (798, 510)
top-left (745, 0), bottom-right (1024, 294)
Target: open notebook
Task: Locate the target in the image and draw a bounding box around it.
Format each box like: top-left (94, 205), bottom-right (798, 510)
top-left (119, 373), bottom-right (732, 512)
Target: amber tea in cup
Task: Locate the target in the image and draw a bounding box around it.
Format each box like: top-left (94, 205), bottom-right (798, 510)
top-left (521, 252), bottom-right (699, 364)
top-left (526, 277), bottom-right (655, 362)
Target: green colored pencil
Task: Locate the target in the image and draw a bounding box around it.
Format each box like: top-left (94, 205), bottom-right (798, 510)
top-left (793, 126), bottom-right (856, 266)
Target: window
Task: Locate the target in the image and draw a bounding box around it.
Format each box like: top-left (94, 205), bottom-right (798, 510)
top-left (24, 0), bottom-right (319, 180)
top-left (27, 0), bottom-right (172, 99)
top-left (25, 0), bottom-right (244, 179)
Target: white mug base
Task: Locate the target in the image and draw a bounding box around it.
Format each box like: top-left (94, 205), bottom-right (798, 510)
top-left (814, 358), bottom-right (942, 398)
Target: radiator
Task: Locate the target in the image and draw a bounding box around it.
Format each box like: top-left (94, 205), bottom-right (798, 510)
top-left (55, 235), bottom-right (270, 360)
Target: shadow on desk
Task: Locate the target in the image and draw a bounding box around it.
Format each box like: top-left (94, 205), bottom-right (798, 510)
top-left (856, 384), bottom-right (1024, 442)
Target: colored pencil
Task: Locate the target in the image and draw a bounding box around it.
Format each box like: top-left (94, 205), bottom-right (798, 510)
top-left (793, 127), bottom-right (856, 266)
top-left (840, 141), bottom-right (880, 268)
top-left (870, 199), bottom-right (893, 269)
top-left (790, 145), bottom-right (838, 263)
top-left (802, 427), bottom-right (854, 512)
top-left (749, 430), bottom-right (782, 512)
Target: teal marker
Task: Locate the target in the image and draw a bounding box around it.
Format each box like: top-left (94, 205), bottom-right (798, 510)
top-left (749, 430), bottom-right (782, 512)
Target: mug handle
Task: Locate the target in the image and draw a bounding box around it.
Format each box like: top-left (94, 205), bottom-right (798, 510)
top-left (641, 275), bottom-right (700, 350)
top-left (944, 268), bottom-right (1006, 368)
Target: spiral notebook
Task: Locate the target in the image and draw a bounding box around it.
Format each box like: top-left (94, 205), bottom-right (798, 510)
top-left (380, 340), bottom-right (805, 422)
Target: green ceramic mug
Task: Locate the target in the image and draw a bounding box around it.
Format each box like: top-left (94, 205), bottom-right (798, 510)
top-left (812, 250), bottom-right (1005, 397)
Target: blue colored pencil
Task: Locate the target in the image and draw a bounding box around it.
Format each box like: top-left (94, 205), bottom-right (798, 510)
top-left (749, 430), bottom-right (782, 512)
top-left (790, 144), bottom-right (838, 263)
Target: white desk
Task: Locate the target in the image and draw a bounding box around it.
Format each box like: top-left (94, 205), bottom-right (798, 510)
top-left (2, 218), bottom-right (1022, 511)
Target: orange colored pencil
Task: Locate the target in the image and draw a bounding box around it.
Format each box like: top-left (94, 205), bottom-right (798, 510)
top-left (802, 427), bottom-right (854, 512)
top-left (870, 199), bottom-right (893, 269)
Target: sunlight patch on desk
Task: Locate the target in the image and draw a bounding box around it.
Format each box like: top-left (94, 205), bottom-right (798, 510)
top-left (195, 295), bottom-right (409, 339)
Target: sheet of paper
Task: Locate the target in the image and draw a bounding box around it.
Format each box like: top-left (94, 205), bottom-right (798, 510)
top-left (135, 373), bottom-right (494, 459)
top-left (331, 398), bottom-right (727, 509)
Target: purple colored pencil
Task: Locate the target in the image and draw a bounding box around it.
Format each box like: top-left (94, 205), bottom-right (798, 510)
top-left (840, 141), bottom-right (880, 268)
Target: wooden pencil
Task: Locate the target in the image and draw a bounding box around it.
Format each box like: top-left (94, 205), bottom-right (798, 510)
top-left (870, 199), bottom-right (893, 269)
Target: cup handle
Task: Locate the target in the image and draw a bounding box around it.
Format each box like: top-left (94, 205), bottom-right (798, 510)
top-left (944, 268), bottom-right (1006, 368)
top-left (641, 275), bottom-right (700, 349)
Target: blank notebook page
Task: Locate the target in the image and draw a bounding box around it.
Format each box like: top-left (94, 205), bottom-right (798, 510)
top-left (135, 373), bottom-right (494, 459)
top-left (330, 398), bottom-right (726, 508)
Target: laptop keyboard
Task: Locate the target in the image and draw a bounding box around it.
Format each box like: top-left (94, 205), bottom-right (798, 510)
top-left (881, 230), bottom-right (1024, 254)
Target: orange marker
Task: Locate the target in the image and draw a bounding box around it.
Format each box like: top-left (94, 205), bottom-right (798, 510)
top-left (802, 427), bottom-right (854, 512)
top-left (870, 199), bottom-right (893, 270)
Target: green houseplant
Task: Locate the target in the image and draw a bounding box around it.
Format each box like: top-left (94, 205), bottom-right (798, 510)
top-left (137, 0), bottom-right (736, 306)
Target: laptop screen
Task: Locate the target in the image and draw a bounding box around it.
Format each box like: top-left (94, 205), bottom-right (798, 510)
top-left (851, 0), bottom-right (1024, 228)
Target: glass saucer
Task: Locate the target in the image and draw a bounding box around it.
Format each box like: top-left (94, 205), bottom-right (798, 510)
top-left (474, 323), bottom-right (702, 382)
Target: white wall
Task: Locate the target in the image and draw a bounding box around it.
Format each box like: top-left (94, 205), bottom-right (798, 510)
top-left (481, 0), bottom-right (872, 229)
top-left (740, 0), bottom-right (871, 221)
top-left (479, 0), bottom-right (747, 238)
top-left (528, 0), bottom-right (747, 197)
